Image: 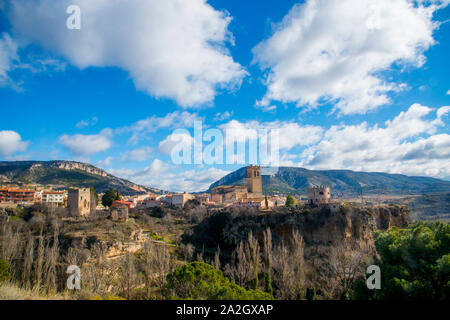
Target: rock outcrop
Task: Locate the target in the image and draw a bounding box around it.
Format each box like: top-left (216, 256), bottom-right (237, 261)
top-left (184, 204), bottom-right (409, 251)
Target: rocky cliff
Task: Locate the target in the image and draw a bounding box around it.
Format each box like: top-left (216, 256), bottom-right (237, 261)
top-left (184, 205), bottom-right (409, 251)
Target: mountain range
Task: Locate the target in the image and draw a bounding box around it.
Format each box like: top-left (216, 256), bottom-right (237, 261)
top-left (1, 161), bottom-right (449, 197)
top-left (0, 161), bottom-right (162, 195)
top-left (209, 166), bottom-right (450, 196)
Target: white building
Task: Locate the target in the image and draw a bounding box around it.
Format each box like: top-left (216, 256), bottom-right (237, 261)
top-left (41, 191), bottom-right (66, 205)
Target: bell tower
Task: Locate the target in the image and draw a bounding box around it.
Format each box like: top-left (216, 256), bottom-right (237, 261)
top-left (247, 165), bottom-right (262, 196)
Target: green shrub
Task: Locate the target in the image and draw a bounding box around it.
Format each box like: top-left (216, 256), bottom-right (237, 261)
top-left (306, 287), bottom-right (316, 300)
top-left (0, 259), bottom-right (10, 283)
top-left (373, 221), bottom-right (450, 300)
top-left (163, 262), bottom-right (274, 300)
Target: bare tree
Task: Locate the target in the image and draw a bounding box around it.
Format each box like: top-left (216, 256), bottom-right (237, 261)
top-left (246, 231), bottom-right (260, 290)
top-left (224, 241), bottom-right (251, 287)
top-left (0, 222), bottom-right (22, 279)
top-left (34, 229), bottom-right (45, 291)
top-left (263, 228), bottom-right (273, 295)
top-left (42, 227), bottom-right (60, 293)
top-left (119, 253), bottom-right (138, 299)
top-left (22, 231), bottom-right (34, 289)
top-left (272, 230), bottom-right (305, 299)
top-left (151, 242), bottom-right (173, 291)
top-left (329, 240), bottom-right (371, 299)
top-left (213, 245), bottom-right (221, 270)
top-left (82, 243), bottom-right (119, 297)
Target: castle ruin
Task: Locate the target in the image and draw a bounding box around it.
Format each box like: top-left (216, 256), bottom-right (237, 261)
top-left (68, 188), bottom-right (94, 217)
top-left (307, 186), bottom-right (331, 205)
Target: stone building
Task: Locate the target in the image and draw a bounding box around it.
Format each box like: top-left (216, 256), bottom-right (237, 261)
top-left (247, 165), bottom-right (262, 196)
top-left (110, 206), bottom-right (128, 222)
top-left (68, 188), bottom-right (94, 217)
top-left (307, 186), bottom-right (331, 205)
top-left (172, 193), bottom-right (195, 207)
top-left (234, 197), bottom-right (275, 209)
top-left (211, 185), bottom-right (248, 205)
top-left (211, 165), bottom-right (264, 205)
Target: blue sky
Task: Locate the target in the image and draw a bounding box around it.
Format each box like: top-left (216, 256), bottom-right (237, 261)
top-left (0, 0), bottom-right (449, 192)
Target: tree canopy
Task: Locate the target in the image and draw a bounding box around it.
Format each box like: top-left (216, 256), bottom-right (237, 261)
top-left (101, 187), bottom-right (120, 208)
top-left (359, 222), bottom-right (450, 300)
top-left (286, 195), bottom-right (296, 208)
top-left (163, 262), bottom-right (274, 300)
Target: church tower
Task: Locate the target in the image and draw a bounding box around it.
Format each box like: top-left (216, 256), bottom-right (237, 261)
top-left (247, 165), bottom-right (262, 196)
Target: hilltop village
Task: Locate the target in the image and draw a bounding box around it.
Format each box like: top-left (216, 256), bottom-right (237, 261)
top-left (0, 165), bottom-right (342, 220)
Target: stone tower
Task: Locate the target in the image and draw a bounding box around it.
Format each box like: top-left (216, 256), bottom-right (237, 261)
top-left (68, 188), bottom-right (93, 217)
top-left (247, 165), bottom-right (262, 196)
top-left (307, 186), bottom-right (331, 205)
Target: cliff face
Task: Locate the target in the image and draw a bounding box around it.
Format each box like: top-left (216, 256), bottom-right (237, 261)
top-left (185, 205), bottom-right (409, 251)
top-left (50, 161), bottom-right (108, 177)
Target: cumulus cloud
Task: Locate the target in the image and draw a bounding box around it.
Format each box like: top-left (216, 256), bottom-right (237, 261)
top-left (121, 147), bottom-right (153, 162)
top-left (7, 0), bottom-right (247, 107)
top-left (299, 103), bottom-right (450, 178)
top-left (0, 130), bottom-right (29, 156)
top-left (154, 119), bottom-right (323, 165)
top-left (214, 111), bottom-right (233, 122)
top-left (219, 119), bottom-right (323, 150)
top-left (158, 132), bottom-right (194, 156)
top-left (110, 159), bottom-right (229, 192)
top-left (447, 89), bottom-right (450, 95)
top-left (437, 106), bottom-right (450, 119)
top-left (59, 128), bottom-right (113, 156)
top-left (0, 33), bottom-right (19, 87)
top-left (120, 111), bottom-right (202, 145)
top-left (76, 116), bottom-right (98, 129)
top-left (253, 0), bottom-right (447, 115)
top-left (97, 156), bottom-right (113, 168)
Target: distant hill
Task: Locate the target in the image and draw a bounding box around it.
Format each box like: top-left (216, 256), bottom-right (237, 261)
top-left (209, 166), bottom-right (450, 196)
top-left (0, 161), bottom-right (162, 195)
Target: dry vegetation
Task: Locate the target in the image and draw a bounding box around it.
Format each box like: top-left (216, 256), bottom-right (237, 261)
top-left (0, 204), bottom-right (379, 300)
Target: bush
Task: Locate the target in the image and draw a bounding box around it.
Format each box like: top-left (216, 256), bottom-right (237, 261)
top-left (0, 259), bottom-right (10, 283)
top-left (374, 221), bottom-right (450, 300)
top-left (163, 262), bottom-right (274, 300)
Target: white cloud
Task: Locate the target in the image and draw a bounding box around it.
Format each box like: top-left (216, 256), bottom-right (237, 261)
top-left (437, 106), bottom-right (450, 119)
top-left (298, 103), bottom-right (450, 178)
top-left (158, 132), bottom-right (194, 156)
top-left (0, 33), bottom-right (19, 87)
top-left (110, 159), bottom-right (229, 192)
top-left (0, 32), bottom-right (66, 89)
top-left (59, 128), bottom-right (113, 156)
top-left (447, 89), bottom-right (450, 95)
top-left (0, 130), bottom-right (29, 156)
top-left (120, 111), bottom-right (202, 145)
top-left (214, 111), bottom-right (233, 122)
top-left (97, 156), bottom-right (113, 168)
top-left (253, 0), bottom-right (447, 115)
top-left (7, 0), bottom-right (247, 107)
top-left (76, 116), bottom-right (98, 129)
top-left (121, 147), bottom-right (153, 162)
top-left (219, 119), bottom-right (323, 150)
top-left (255, 104), bottom-right (277, 112)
